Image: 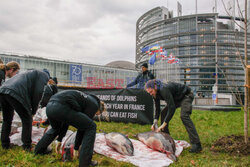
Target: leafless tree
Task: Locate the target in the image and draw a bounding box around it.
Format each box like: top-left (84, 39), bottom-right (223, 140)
top-left (221, 0), bottom-right (249, 143)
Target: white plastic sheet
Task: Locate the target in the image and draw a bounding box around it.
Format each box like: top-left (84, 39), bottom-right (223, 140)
top-left (10, 126), bottom-right (46, 146)
top-left (94, 133), bottom-right (190, 167)
top-left (9, 126), bottom-right (74, 148)
top-left (6, 122), bottom-right (190, 167)
top-left (33, 107), bottom-right (48, 124)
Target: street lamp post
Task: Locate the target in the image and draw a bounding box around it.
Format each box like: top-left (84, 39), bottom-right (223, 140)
top-left (214, 14), bottom-right (218, 105)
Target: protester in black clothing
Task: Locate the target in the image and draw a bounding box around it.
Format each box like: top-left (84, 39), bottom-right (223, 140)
top-left (35, 90), bottom-right (105, 167)
top-left (40, 77), bottom-right (58, 125)
top-left (0, 61), bottom-right (20, 86)
top-left (0, 61), bottom-right (20, 114)
top-left (52, 77), bottom-right (58, 85)
top-left (145, 79), bottom-right (202, 153)
top-left (0, 69), bottom-right (50, 150)
top-left (40, 78), bottom-right (58, 108)
top-left (51, 77), bottom-right (58, 93)
top-left (126, 63), bottom-right (154, 89)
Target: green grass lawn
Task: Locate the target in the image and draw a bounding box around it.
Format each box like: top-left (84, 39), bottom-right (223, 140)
top-left (0, 109), bottom-right (249, 167)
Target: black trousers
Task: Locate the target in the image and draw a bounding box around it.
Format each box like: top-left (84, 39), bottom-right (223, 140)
top-left (0, 94), bottom-right (32, 149)
top-left (161, 92), bottom-right (201, 144)
top-left (35, 101), bottom-right (96, 167)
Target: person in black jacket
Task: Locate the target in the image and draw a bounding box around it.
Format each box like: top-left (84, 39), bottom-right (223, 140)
top-left (0, 69), bottom-right (50, 150)
top-left (0, 61), bottom-right (20, 86)
top-left (39, 77), bottom-right (58, 126)
top-left (40, 78), bottom-right (58, 108)
top-left (0, 61), bottom-right (20, 115)
top-left (145, 79), bottom-right (202, 153)
top-left (35, 90), bottom-right (105, 167)
top-left (126, 63), bottom-right (154, 89)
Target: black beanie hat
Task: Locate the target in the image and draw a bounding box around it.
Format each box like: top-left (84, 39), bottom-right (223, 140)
top-left (52, 77), bottom-right (58, 84)
top-left (43, 68), bottom-right (50, 78)
top-left (141, 63), bottom-right (148, 68)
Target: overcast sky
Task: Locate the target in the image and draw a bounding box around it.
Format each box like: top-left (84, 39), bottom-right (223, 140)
top-left (0, 0), bottom-right (245, 65)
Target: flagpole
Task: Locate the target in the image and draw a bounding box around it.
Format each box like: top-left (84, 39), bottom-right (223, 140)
top-left (195, 0), bottom-right (197, 14)
top-left (215, 14), bottom-right (218, 105)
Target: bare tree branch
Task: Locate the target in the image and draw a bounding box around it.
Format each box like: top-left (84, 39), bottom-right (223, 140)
top-left (217, 63), bottom-right (243, 106)
top-left (221, 68), bottom-right (243, 105)
top-left (214, 32), bottom-right (245, 106)
top-left (233, 42), bottom-right (246, 69)
top-left (235, 22), bottom-right (245, 30)
top-left (235, 21), bottom-right (245, 30)
top-left (236, 0), bottom-right (244, 19)
top-left (221, 0), bottom-right (245, 30)
top-left (233, 31), bottom-right (246, 68)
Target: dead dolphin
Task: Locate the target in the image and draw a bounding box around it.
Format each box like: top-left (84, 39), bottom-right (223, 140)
top-left (136, 131), bottom-right (177, 161)
top-left (104, 132), bottom-right (134, 156)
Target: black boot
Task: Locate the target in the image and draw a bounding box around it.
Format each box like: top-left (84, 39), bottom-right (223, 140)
top-left (22, 145), bottom-right (32, 152)
top-left (2, 143), bottom-right (15, 150)
top-left (189, 143), bottom-right (202, 153)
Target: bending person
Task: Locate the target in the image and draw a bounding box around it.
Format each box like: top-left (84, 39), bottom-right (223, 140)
top-left (145, 79), bottom-right (202, 153)
top-left (0, 61), bottom-right (20, 86)
top-left (35, 90), bottom-right (105, 167)
top-left (40, 78), bottom-right (58, 126)
top-left (0, 69), bottom-right (50, 150)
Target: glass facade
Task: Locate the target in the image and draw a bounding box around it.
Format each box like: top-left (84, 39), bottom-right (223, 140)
top-left (136, 7), bottom-right (249, 97)
top-left (0, 54), bottom-right (138, 88)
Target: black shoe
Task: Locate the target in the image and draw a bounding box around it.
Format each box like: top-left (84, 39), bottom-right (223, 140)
top-left (2, 146), bottom-right (9, 150)
top-left (2, 143), bottom-right (14, 150)
top-left (43, 148), bottom-right (52, 154)
top-left (22, 145), bottom-right (32, 152)
top-left (189, 143), bottom-right (202, 153)
top-left (88, 160), bottom-right (98, 166)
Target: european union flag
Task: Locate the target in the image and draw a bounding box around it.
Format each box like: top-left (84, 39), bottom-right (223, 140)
top-left (149, 53), bottom-right (156, 65)
top-left (141, 46), bottom-right (150, 53)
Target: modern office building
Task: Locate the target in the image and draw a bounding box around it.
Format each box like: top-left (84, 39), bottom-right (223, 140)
top-left (136, 6), bottom-right (248, 97)
top-left (0, 53), bottom-right (138, 88)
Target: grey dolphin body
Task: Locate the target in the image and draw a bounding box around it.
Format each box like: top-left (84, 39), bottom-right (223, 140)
top-left (136, 131), bottom-right (177, 161)
top-left (104, 132), bottom-right (134, 156)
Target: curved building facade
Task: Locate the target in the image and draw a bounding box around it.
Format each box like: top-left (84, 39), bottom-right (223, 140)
top-left (136, 6), bottom-right (249, 97)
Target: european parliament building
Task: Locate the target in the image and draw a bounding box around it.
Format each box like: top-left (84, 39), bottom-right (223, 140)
top-left (0, 53), bottom-right (138, 88)
top-left (136, 6), bottom-right (248, 97)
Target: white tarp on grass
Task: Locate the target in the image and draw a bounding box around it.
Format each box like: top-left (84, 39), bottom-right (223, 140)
top-left (94, 133), bottom-right (190, 167)
top-left (1, 113), bottom-right (190, 167)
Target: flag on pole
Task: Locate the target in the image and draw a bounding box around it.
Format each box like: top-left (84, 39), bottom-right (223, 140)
top-left (149, 53), bottom-right (156, 65)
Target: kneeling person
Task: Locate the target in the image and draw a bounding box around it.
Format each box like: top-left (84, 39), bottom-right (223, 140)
top-left (35, 90), bottom-right (105, 167)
